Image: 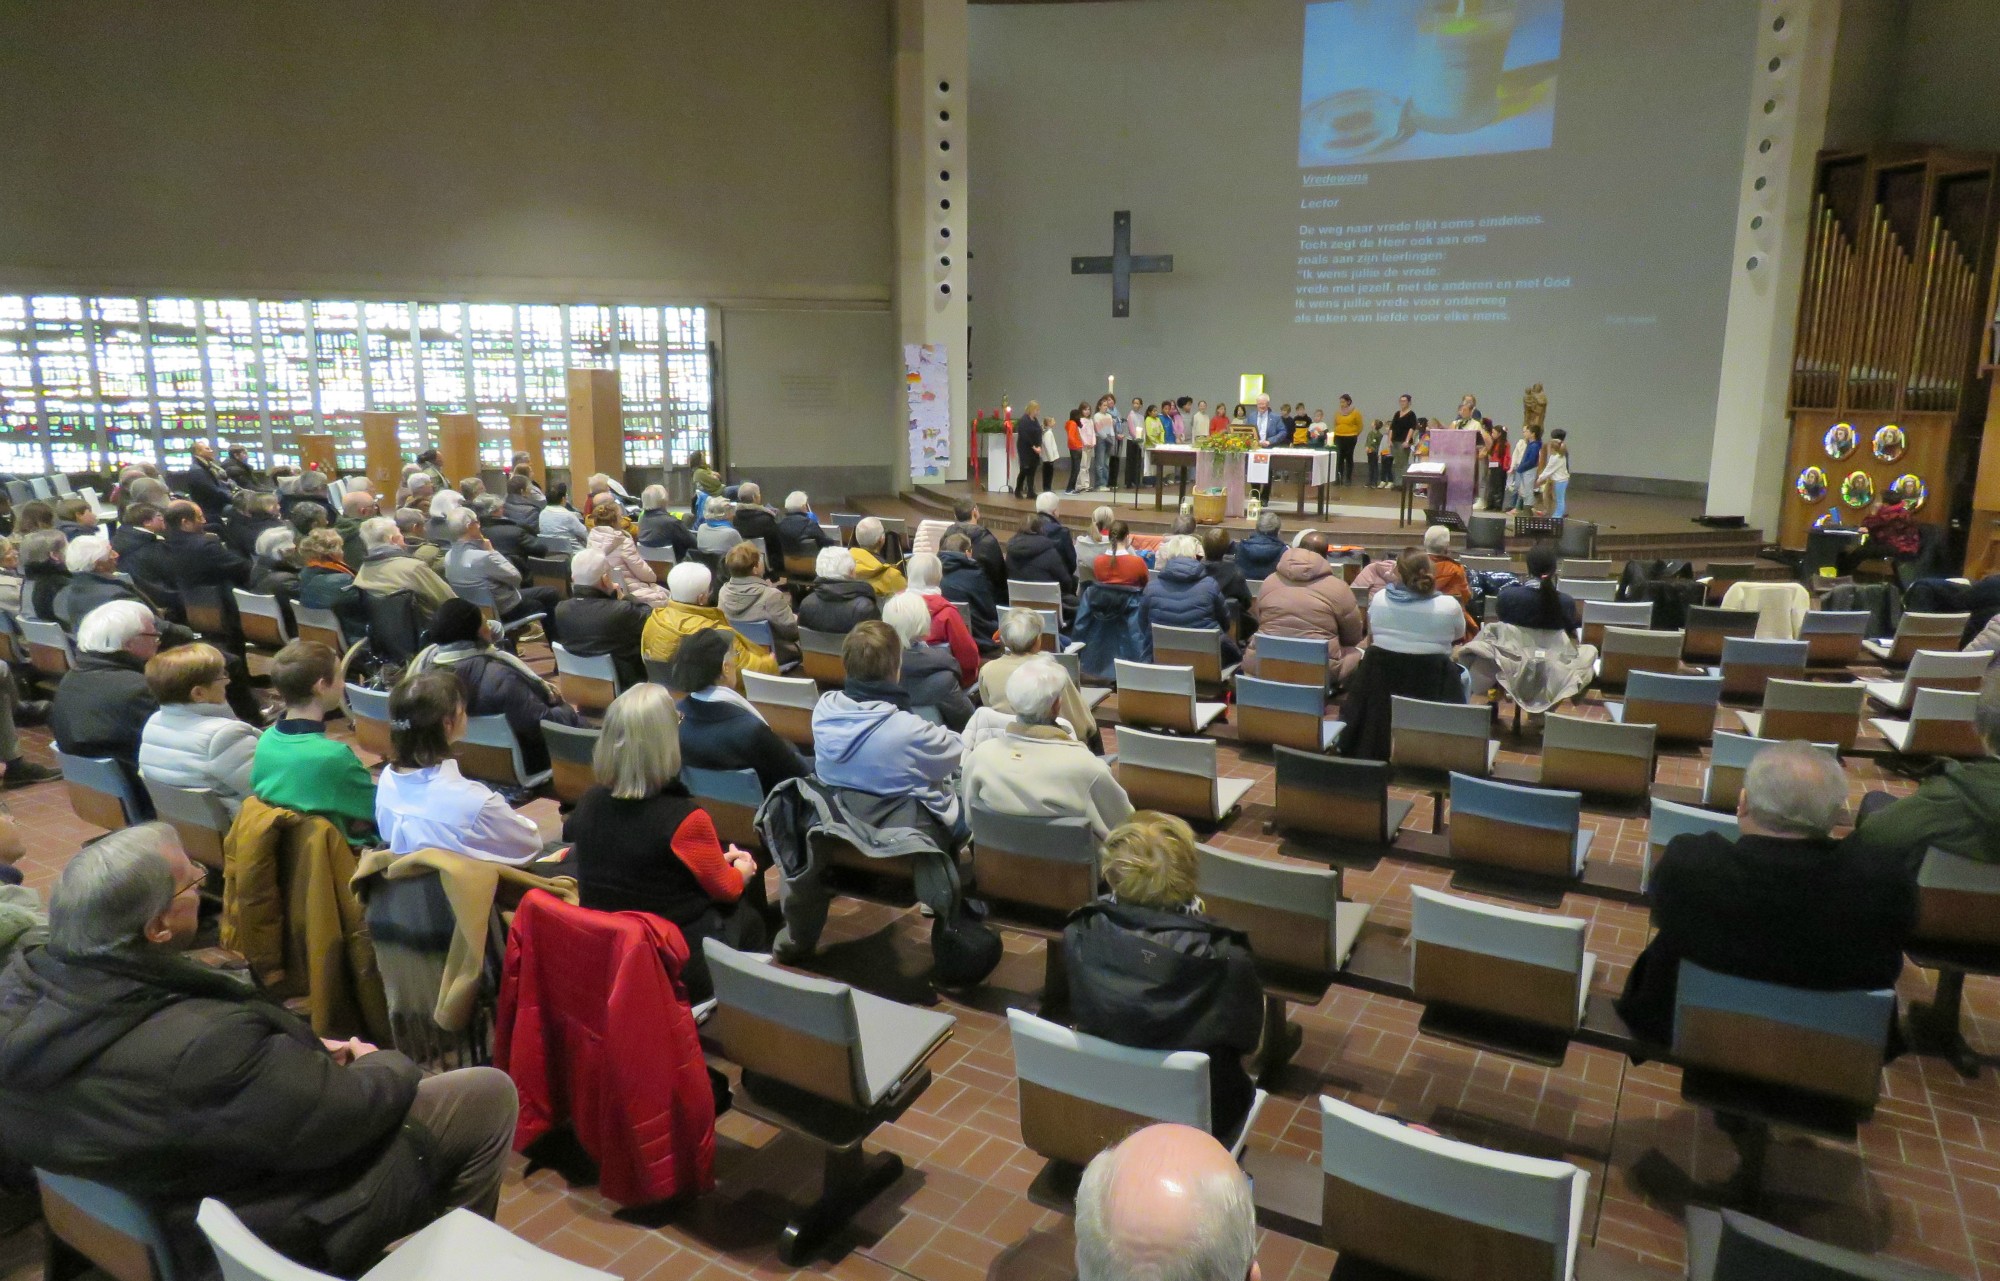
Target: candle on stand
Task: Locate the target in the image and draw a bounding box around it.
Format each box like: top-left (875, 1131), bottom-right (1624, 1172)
top-left (1108, 374), bottom-right (1115, 397)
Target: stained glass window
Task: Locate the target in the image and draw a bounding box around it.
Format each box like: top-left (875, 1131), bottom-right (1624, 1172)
top-left (0, 295), bottom-right (711, 478)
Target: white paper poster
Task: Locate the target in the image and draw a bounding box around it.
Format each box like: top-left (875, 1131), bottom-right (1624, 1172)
top-left (1246, 451), bottom-right (1272, 484)
top-left (904, 343), bottom-right (951, 479)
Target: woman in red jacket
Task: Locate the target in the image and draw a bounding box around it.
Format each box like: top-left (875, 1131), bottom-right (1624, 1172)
top-left (562, 683), bottom-right (764, 1001)
top-left (904, 551), bottom-right (981, 686)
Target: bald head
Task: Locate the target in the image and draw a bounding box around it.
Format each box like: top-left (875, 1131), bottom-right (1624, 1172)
top-left (1076, 1124), bottom-right (1258, 1281)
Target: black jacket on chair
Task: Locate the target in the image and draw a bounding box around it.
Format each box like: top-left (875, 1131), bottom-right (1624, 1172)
top-left (944, 521), bottom-right (1008, 597)
top-left (939, 551), bottom-right (1000, 654)
top-left (553, 586), bottom-right (652, 689)
top-left (1062, 897), bottom-right (1266, 1142)
top-left (1334, 646), bottom-right (1465, 762)
top-left (0, 946), bottom-right (438, 1279)
top-left (1615, 831), bottom-right (1916, 1051)
top-left (732, 506), bottom-right (786, 574)
top-left (797, 579), bottom-right (880, 635)
top-left (21, 562), bottom-right (70, 622)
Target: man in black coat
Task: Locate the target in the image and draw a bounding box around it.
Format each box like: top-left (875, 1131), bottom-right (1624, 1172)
top-left (50, 601), bottom-right (162, 801)
top-left (797, 550), bottom-right (882, 634)
top-left (775, 496), bottom-right (834, 565)
top-left (944, 499), bottom-right (1007, 597)
top-left (1003, 521), bottom-right (1077, 600)
top-left (110, 502), bottom-right (180, 618)
top-left (181, 440), bottom-right (237, 522)
top-left (666, 630), bottom-right (810, 795)
top-left (639, 501), bottom-right (699, 559)
top-left (730, 482), bottom-right (786, 574)
top-left (553, 549), bottom-right (653, 689)
top-left (1616, 740), bottom-right (1916, 1049)
top-left (163, 500), bottom-right (251, 590)
top-left (938, 534), bottom-right (1000, 655)
top-left (223, 492), bottom-right (285, 560)
top-left (0, 824), bottom-right (518, 1279)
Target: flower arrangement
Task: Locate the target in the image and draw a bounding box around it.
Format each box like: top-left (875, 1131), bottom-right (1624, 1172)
top-left (1192, 432), bottom-right (1253, 454)
top-left (973, 412), bottom-right (1008, 435)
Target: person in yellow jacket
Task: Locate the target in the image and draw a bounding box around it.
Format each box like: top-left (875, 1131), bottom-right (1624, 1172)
top-left (639, 562), bottom-right (778, 687)
top-left (1331, 393), bottom-right (1364, 488)
top-left (849, 516), bottom-right (907, 596)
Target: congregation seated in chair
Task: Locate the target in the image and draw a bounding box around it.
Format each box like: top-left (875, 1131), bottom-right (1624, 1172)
top-left (407, 599), bottom-right (588, 777)
top-left (963, 657), bottom-right (1132, 840)
top-left (375, 670), bottom-right (545, 867)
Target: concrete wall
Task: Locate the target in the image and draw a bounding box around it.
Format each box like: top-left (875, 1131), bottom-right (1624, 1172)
top-left (720, 307), bottom-right (902, 499)
top-left (1891, 0), bottom-right (2000, 152)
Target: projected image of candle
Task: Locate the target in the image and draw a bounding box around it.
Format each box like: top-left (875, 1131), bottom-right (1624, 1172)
top-left (1410, 0), bottom-right (1517, 133)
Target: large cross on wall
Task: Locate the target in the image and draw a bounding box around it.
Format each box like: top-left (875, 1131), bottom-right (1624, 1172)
top-left (1072, 210), bottom-right (1174, 318)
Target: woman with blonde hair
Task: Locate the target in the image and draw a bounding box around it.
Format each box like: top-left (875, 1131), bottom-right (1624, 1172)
top-left (583, 493), bottom-right (668, 607)
top-left (136, 642), bottom-right (261, 812)
top-left (562, 683), bottom-right (765, 999)
top-left (1061, 812), bottom-right (1267, 1139)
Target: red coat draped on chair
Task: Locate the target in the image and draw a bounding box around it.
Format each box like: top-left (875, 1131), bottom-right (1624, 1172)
top-left (494, 889), bottom-right (716, 1205)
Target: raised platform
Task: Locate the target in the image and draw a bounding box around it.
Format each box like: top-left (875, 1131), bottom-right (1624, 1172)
top-left (859, 481), bottom-right (1769, 566)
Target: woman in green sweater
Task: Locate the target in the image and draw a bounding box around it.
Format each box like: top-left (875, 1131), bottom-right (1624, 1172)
top-left (249, 639), bottom-right (378, 842)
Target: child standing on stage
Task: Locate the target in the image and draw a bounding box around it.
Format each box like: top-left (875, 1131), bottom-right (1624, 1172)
top-left (1364, 420), bottom-right (1385, 488)
top-left (1537, 428), bottom-right (1571, 518)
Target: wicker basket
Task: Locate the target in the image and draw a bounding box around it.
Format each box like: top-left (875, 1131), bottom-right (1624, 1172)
top-left (1192, 491), bottom-right (1227, 525)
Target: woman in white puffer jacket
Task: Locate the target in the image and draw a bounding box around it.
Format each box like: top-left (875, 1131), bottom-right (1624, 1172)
top-left (583, 496), bottom-right (670, 608)
top-left (137, 642), bottom-right (261, 813)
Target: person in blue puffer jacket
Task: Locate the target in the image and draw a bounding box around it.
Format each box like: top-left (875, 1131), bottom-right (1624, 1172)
top-left (1231, 510), bottom-right (1288, 583)
top-left (1140, 536), bottom-right (1239, 663)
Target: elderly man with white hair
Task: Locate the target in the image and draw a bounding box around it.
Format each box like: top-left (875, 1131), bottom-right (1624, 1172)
top-left (353, 514), bottom-right (455, 622)
top-left (848, 516), bottom-right (906, 596)
top-left (51, 600), bottom-right (164, 793)
top-left (1075, 1124), bottom-right (1259, 1281)
top-left (336, 486), bottom-right (379, 567)
top-left (963, 658), bottom-right (1129, 839)
top-left (775, 490), bottom-right (833, 565)
top-left (636, 483), bottom-right (696, 558)
top-left (695, 497), bottom-right (744, 559)
top-left (552, 546), bottom-right (653, 689)
top-left (52, 535), bottom-right (129, 631)
top-left (797, 546), bottom-right (881, 634)
top-left (728, 480), bottom-right (785, 571)
top-left (977, 607), bottom-right (1100, 747)
top-left (639, 561), bottom-right (777, 682)
top-left (1615, 740), bottom-right (1916, 1049)
top-left (441, 507), bottom-right (564, 639)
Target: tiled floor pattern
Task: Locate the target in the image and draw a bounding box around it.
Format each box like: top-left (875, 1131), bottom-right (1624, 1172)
top-left (3, 674), bottom-right (1999, 1280)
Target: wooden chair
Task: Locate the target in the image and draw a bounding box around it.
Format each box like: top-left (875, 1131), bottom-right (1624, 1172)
top-left (1869, 687), bottom-right (1985, 758)
top-left (638, 543), bottom-right (677, 570)
top-left (1409, 885), bottom-right (1595, 1061)
top-left (1647, 797), bottom-right (1739, 889)
top-left (54, 751), bottom-right (144, 833)
top-left (684, 765), bottom-right (766, 852)
top-left (1608, 670), bottom-right (1725, 744)
top-left (1151, 623), bottom-right (1239, 688)
top-left (796, 626), bottom-right (848, 687)
top-left (1114, 726), bottom-right (1254, 825)
top-left (1008, 1009), bottom-right (1264, 1179)
top-left (1270, 750), bottom-right (1416, 852)
top-left (1114, 659), bottom-right (1227, 734)
top-left (1312, 1094), bottom-right (1590, 1280)
top-left (1684, 1206), bottom-right (1959, 1281)
top-left (183, 583), bottom-right (233, 640)
top-left (1862, 648), bottom-right (1990, 712)
top-left (1700, 560), bottom-right (1759, 605)
top-left (287, 601), bottom-right (350, 656)
top-left (231, 589), bottom-right (290, 674)
top-left (1049, 649), bottom-right (1113, 711)
top-left (1461, 554), bottom-right (1513, 575)
top-left (1799, 609), bottom-right (1869, 667)
top-left (1234, 675), bottom-right (1341, 752)
top-left (967, 805), bottom-right (1099, 927)
top-left (143, 780), bottom-right (231, 873)
top-left (1445, 772), bottom-right (1592, 885)
top-left (1565, 578), bottom-right (1619, 603)
top-left (702, 940), bottom-right (955, 1264)
top-left (343, 683), bottom-right (394, 760)
top-left (541, 721), bottom-right (600, 806)
top-left (1667, 962), bottom-right (1893, 1206)
top-left (38, 1169), bottom-right (178, 1281)
top-left (1906, 848), bottom-right (2000, 1079)
top-left (1007, 578), bottom-right (1063, 623)
top-left (453, 713), bottom-right (550, 790)
top-left (550, 642), bottom-right (619, 714)
top-left (1713, 636), bottom-right (1809, 703)
top-left (1595, 626), bottom-right (1683, 688)
top-left (1862, 611), bottom-right (1971, 667)
top-left (19, 616), bottom-right (74, 681)
top-left (1735, 678), bottom-right (1864, 753)
top-left (1538, 712), bottom-right (1655, 800)
top-left (1701, 731), bottom-right (1768, 811)
top-left (1389, 696), bottom-right (1497, 778)
top-left (525, 555), bottom-right (573, 599)
top-left (1251, 633), bottom-right (1332, 687)
top-left (1580, 599), bottom-right (1653, 649)
top-left (1561, 557), bottom-right (1614, 580)
top-left (1682, 606), bottom-right (1759, 664)
top-left (743, 670), bottom-right (819, 750)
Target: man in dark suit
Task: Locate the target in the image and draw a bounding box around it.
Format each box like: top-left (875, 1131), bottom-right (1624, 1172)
top-left (181, 441), bottom-right (237, 523)
top-left (553, 548), bottom-right (651, 688)
top-left (111, 502), bottom-right (180, 617)
top-left (162, 500), bottom-right (251, 591)
top-left (729, 482), bottom-right (785, 576)
top-left (1616, 740), bottom-right (1915, 1049)
top-left (945, 499), bottom-right (1008, 597)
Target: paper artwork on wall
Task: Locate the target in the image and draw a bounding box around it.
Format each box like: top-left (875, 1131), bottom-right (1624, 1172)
top-left (905, 343), bottom-right (952, 479)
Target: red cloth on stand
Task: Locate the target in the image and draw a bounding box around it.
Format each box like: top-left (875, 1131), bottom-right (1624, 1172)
top-left (494, 889), bottom-right (716, 1205)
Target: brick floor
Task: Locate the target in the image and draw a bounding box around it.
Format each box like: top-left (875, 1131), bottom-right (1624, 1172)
top-left (3, 671), bottom-right (1998, 1280)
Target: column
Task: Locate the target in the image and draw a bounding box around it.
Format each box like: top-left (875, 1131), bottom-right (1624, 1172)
top-left (436, 413), bottom-right (481, 485)
top-left (566, 369), bottom-right (624, 488)
top-left (508, 414), bottom-right (545, 484)
top-left (296, 433), bottom-right (337, 478)
top-left (1702, 0), bottom-right (1839, 533)
top-left (360, 412), bottom-right (404, 501)
top-left (893, 0), bottom-right (970, 486)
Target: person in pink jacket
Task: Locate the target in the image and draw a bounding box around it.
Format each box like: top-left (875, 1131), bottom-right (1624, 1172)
top-left (1246, 533), bottom-right (1366, 687)
top-left (584, 497), bottom-right (668, 608)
